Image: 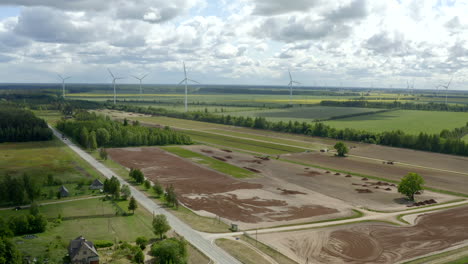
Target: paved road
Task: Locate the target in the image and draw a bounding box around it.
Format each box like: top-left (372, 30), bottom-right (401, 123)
top-left (50, 126), bottom-right (240, 264)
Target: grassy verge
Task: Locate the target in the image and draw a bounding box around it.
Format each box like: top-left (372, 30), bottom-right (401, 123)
top-left (281, 158), bottom-right (468, 198)
top-left (240, 235), bottom-right (297, 264)
top-left (215, 238), bottom-right (272, 264)
top-left (161, 146), bottom-right (254, 179)
top-left (403, 245), bottom-right (468, 264)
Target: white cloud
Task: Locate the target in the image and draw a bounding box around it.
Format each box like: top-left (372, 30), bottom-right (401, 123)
top-left (0, 0), bottom-right (466, 89)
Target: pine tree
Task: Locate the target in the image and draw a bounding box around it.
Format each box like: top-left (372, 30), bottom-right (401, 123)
top-left (128, 196), bottom-right (137, 214)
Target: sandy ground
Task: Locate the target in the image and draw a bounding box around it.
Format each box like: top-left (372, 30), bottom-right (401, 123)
top-left (107, 147), bottom-right (352, 229)
top-left (187, 146), bottom-right (454, 212)
top-left (287, 152), bottom-right (468, 195)
top-left (258, 205), bottom-right (468, 264)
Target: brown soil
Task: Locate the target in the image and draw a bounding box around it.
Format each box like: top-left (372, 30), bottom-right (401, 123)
top-left (201, 149), bottom-right (213, 154)
top-left (243, 167), bottom-right (261, 173)
top-left (277, 188), bottom-right (306, 195)
top-left (262, 205), bottom-right (468, 264)
top-left (299, 171), bottom-right (321, 177)
top-left (212, 156), bottom-right (227, 161)
top-left (288, 152), bottom-right (468, 195)
top-left (355, 189), bottom-right (372, 193)
top-left (107, 147), bottom-right (340, 226)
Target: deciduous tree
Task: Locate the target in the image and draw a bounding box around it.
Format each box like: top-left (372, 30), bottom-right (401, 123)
top-left (398, 172), bottom-right (425, 201)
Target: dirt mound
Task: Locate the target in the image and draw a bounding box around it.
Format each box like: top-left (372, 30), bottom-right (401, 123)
top-left (255, 156), bottom-right (270, 161)
top-left (345, 174), bottom-right (352, 178)
top-left (212, 156), bottom-right (227, 162)
top-left (361, 177), bottom-right (369, 181)
top-left (201, 149), bottom-right (213, 154)
top-left (325, 171), bottom-right (331, 174)
top-left (243, 167), bottom-right (261, 173)
top-left (356, 189), bottom-right (373, 193)
top-left (277, 188), bottom-right (306, 195)
top-left (221, 149), bottom-right (232, 153)
top-left (384, 188), bottom-right (391, 191)
top-left (225, 156), bottom-right (232, 159)
top-left (412, 199), bottom-right (437, 207)
top-left (299, 171), bottom-right (321, 177)
top-left (335, 173), bottom-right (341, 175)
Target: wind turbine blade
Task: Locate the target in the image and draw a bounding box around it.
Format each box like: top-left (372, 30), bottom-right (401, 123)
top-left (288, 69), bottom-right (292, 82)
top-left (107, 68), bottom-right (115, 78)
top-left (292, 81), bottom-right (301, 85)
top-left (187, 79), bottom-right (200, 84)
top-left (178, 79), bottom-right (186, 85)
top-left (183, 61), bottom-right (187, 77)
top-left (131, 75), bottom-right (140, 80)
top-left (447, 76), bottom-right (453, 88)
top-left (64, 76), bottom-right (71, 80)
top-left (57, 74), bottom-right (63, 80)
top-left (142, 73), bottom-right (149, 80)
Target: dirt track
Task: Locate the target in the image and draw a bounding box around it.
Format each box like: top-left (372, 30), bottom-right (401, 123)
top-left (259, 205), bottom-right (468, 264)
top-left (287, 152), bottom-right (468, 195)
top-left (107, 147), bottom-right (348, 229)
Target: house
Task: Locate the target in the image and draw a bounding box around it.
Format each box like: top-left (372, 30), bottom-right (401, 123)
top-left (89, 179), bottom-right (104, 190)
top-left (68, 236), bottom-right (99, 264)
top-left (59, 185), bottom-right (70, 197)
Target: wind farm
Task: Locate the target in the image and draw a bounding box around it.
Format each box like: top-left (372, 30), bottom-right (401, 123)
top-left (1, 1), bottom-right (468, 264)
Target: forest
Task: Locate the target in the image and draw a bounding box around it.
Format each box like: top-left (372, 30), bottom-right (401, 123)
top-left (0, 104), bottom-right (52, 143)
top-left (56, 111), bottom-right (192, 149)
top-left (110, 104), bottom-right (468, 156)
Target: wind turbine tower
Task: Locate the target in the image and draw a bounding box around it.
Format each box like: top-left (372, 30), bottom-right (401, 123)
top-left (287, 69), bottom-right (301, 105)
top-left (132, 74), bottom-right (149, 101)
top-left (107, 69), bottom-right (125, 105)
top-left (178, 62), bottom-right (199, 112)
top-left (440, 76), bottom-right (453, 105)
top-left (57, 74), bottom-right (71, 98)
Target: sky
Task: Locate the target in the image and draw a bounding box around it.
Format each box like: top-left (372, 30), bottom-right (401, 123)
top-left (0, 0), bottom-right (467, 90)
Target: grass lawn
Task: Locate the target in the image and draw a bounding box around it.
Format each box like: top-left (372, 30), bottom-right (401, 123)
top-left (222, 106), bottom-right (382, 122)
top-left (324, 110), bottom-right (468, 134)
top-left (33, 110), bottom-right (64, 125)
top-left (215, 238), bottom-right (272, 264)
top-left (162, 146), bottom-right (254, 179)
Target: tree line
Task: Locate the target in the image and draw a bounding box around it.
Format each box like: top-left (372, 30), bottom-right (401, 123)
top-left (56, 111), bottom-right (192, 149)
top-left (320, 100), bottom-right (468, 112)
top-left (0, 105), bottom-right (52, 142)
top-left (109, 104), bottom-right (468, 156)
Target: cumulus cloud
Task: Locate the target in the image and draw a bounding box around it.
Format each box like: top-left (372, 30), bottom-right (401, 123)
top-left (251, 0), bottom-right (321, 16)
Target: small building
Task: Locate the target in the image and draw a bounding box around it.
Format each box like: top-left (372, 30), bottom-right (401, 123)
top-left (69, 236), bottom-right (99, 264)
top-left (89, 179), bottom-right (104, 190)
top-left (59, 185), bottom-right (69, 197)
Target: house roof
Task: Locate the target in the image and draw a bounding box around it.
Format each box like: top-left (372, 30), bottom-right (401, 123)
top-left (90, 179), bottom-right (103, 186)
top-left (69, 236), bottom-right (99, 260)
top-left (59, 185), bottom-right (69, 193)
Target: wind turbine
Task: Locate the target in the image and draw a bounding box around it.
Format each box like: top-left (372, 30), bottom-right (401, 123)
top-left (287, 69), bottom-right (301, 105)
top-left (439, 76), bottom-right (453, 105)
top-left (57, 74), bottom-right (71, 98)
top-left (132, 73), bottom-right (149, 101)
top-left (178, 61), bottom-right (199, 112)
top-left (107, 69), bottom-right (124, 105)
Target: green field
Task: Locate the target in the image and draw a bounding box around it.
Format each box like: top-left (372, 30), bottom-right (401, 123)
top-left (463, 135), bottom-right (468, 143)
top-left (0, 139), bottom-right (102, 183)
top-left (0, 198), bottom-right (154, 263)
top-left (162, 146), bottom-right (255, 178)
top-left (222, 106), bottom-right (383, 122)
top-left (324, 110), bottom-right (468, 134)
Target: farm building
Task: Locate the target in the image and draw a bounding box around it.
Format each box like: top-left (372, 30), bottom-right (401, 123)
top-left (59, 185), bottom-right (69, 197)
top-left (68, 236), bottom-right (99, 264)
top-left (89, 179), bottom-right (104, 190)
